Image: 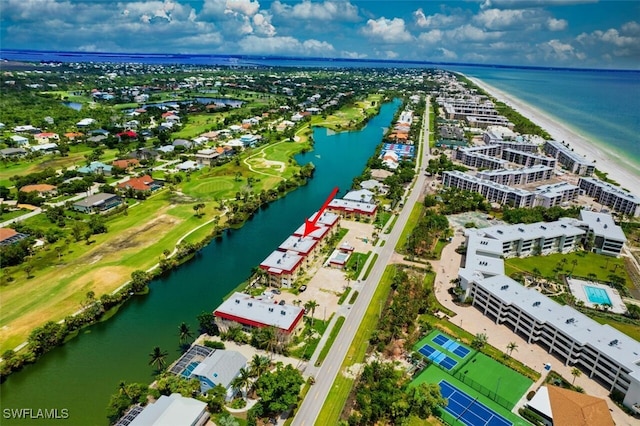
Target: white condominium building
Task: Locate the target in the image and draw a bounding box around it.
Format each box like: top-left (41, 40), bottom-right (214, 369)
top-left (543, 140), bottom-right (595, 176)
top-left (502, 148), bottom-right (557, 168)
top-left (534, 182), bottom-right (581, 208)
top-left (477, 164), bottom-right (553, 186)
top-left (578, 177), bottom-right (640, 217)
top-left (442, 170), bottom-right (536, 208)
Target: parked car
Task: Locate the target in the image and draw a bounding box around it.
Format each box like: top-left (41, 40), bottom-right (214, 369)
top-left (279, 300), bottom-right (285, 306)
top-left (299, 285), bottom-right (307, 292)
top-left (272, 289), bottom-right (281, 295)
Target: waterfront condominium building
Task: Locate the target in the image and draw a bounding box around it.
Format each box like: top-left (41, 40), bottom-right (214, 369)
top-left (477, 164), bottom-right (553, 186)
top-left (327, 198), bottom-right (377, 222)
top-left (454, 144), bottom-right (502, 160)
top-left (578, 210), bottom-right (627, 257)
top-left (578, 177), bottom-right (640, 217)
top-left (543, 140), bottom-right (595, 176)
top-left (501, 148), bottom-right (557, 168)
top-left (457, 152), bottom-right (509, 170)
top-left (214, 292), bottom-right (304, 343)
top-left (259, 250), bottom-right (304, 288)
top-left (534, 182), bottom-right (581, 208)
top-left (479, 219), bottom-right (585, 258)
top-left (457, 225), bottom-right (640, 412)
top-left (442, 170), bottom-right (536, 208)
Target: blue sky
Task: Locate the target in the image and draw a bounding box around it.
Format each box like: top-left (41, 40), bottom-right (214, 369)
top-left (1, 0), bottom-right (639, 69)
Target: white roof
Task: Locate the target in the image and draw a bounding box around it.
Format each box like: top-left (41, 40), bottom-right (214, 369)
top-left (482, 219), bottom-right (585, 242)
top-left (580, 177), bottom-right (640, 203)
top-left (129, 394), bottom-right (206, 426)
top-left (343, 189), bottom-right (375, 204)
top-left (292, 223), bottom-right (330, 240)
top-left (476, 275), bottom-right (640, 373)
top-left (528, 386), bottom-right (553, 419)
top-left (215, 292), bottom-right (304, 332)
top-left (278, 235), bottom-right (318, 255)
top-left (260, 250), bottom-right (303, 273)
top-left (328, 198), bottom-right (377, 214)
top-left (535, 182), bottom-right (579, 196)
top-left (579, 210), bottom-right (626, 242)
top-left (191, 350), bottom-right (247, 388)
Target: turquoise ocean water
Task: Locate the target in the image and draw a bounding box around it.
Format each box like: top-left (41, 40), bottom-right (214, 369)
top-left (444, 65), bottom-right (640, 172)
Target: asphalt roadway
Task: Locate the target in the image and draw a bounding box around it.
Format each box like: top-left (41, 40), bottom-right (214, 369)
top-left (292, 98), bottom-right (431, 425)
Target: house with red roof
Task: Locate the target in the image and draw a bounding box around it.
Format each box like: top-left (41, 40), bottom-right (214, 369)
top-left (112, 158), bottom-right (141, 171)
top-left (117, 130), bottom-right (138, 140)
top-left (0, 228), bottom-right (29, 246)
top-left (214, 292), bottom-right (304, 343)
top-left (20, 184), bottom-right (57, 197)
top-left (117, 175), bottom-right (162, 193)
top-left (33, 132), bottom-right (59, 144)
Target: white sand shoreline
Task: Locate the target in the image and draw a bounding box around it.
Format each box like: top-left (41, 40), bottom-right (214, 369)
top-left (464, 75), bottom-right (640, 193)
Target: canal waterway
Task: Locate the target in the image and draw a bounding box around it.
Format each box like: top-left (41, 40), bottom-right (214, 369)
top-left (0, 98), bottom-right (401, 425)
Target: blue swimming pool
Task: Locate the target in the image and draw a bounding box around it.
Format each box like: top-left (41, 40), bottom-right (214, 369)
top-left (181, 361), bottom-right (199, 378)
top-left (584, 285), bottom-right (612, 306)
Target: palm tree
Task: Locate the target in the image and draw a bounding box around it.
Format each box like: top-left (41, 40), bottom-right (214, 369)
top-left (148, 346), bottom-right (168, 370)
top-left (230, 367), bottom-right (252, 400)
top-left (178, 322), bottom-right (193, 344)
top-left (249, 354), bottom-right (270, 378)
top-left (118, 380), bottom-right (129, 398)
top-left (506, 342), bottom-right (518, 357)
top-left (304, 300), bottom-right (320, 326)
top-left (571, 259), bottom-right (578, 275)
top-left (571, 367), bottom-right (582, 385)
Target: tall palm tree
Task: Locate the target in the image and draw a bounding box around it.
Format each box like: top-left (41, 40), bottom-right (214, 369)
top-left (249, 354), bottom-right (270, 378)
top-left (571, 259), bottom-right (578, 275)
top-left (506, 342), bottom-right (518, 357)
top-left (178, 322), bottom-right (193, 344)
top-left (148, 346), bottom-right (168, 370)
top-left (230, 367), bottom-right (252, 400)
top-left (571, 367), bottom-right (582, 385)
top-left (304, 300), bottom-right (320, 326)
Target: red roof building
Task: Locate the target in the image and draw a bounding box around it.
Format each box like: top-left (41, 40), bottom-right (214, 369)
top-left (117, 175), bottom-right (157, 192)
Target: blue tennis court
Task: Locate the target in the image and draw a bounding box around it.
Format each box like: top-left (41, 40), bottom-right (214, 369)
top-left (439, 380), bottom-right (512, 426)
top-left (418, 344), bottom-right (458, 371)
top-left (432, 333), bottom-right (471, 359)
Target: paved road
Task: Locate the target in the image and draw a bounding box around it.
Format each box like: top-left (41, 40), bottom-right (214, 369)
top-left (292, 97), bottom-right (432, 425)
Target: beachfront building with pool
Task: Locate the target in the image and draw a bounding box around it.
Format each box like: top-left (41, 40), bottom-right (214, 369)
top-left (457, 217), bottom-right (640, 413)
top-left (578, 177), bottom-right (640, 217)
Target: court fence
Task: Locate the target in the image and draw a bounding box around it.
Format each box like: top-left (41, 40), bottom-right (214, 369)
top-left (453, 370), bottom-right (514, 410)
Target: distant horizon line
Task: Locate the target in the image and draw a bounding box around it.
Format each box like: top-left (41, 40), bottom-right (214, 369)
top-left (1, 48), bottom-right (638, 73)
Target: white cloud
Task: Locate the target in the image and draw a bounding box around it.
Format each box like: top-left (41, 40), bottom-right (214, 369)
top-left (481, 0), bottom-right (597, 9)
top-left (543, 39), bottom-right (577, 60)
top-left (225, 0), bottom-right (260, 17)
top-left (271, 1), bottom-right (359, 22)
top-left (237, 35), bottom-right (334, 55)
top-left (474, 8), bottom-right (539, 30)
top-left (361, 17), bottom-right (412, 43)
top-left (252, 13), bottom-right (276, 37)
top-left (547, 18), bottom-right (568, 31)
top-left (384, 50), bottom-right (398, 59)
top-left (437, 47), bottom-right (458, 60)
top-left (417, 30), bottom-right (443, 45)
top-left (621, 21), bottom-right (640, 35)
top-left (447, 24), bottom-right (504, 43)
top-left (413, 8), bottom-right (465, 29)
top-left (341, 50), bottom-right (367, 59)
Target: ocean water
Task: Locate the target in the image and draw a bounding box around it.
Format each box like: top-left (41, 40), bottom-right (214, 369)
top-left (443, 65), bottom-right (640, 171)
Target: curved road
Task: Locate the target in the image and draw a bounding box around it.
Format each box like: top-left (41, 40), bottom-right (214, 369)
top-left (292, 96), bottom-right (431, 425)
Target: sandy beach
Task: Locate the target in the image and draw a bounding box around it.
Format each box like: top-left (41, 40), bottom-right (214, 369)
top-left (466, 76), bottom-right (640, 193)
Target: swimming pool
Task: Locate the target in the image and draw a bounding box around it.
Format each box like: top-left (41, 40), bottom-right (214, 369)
top-left (584, 285), bottom-right (612, 306)
top-left (181, 361), bottom-right (200, 378)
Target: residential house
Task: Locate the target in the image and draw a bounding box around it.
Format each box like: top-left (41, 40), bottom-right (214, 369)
top-left (77, 161), bottom-right (113, 176)
top-left (176, 160), bottom-right (200, 171)
top-left (188, 349), bottom-right (248, 399)
top-left (128, 148), bottom-right (159, 161)
top-left (172, 139), bottom-right (193, 150)
top-left (20, 184), bottom-right (57, 198)
top-left (115, 394), bottom-right (208, 426)
top-left (118, 175), bottom-right (162, 193)
top-left (0, 148), bottom-right (27, 158)
top-left (527, 385), bottom-right (615, 426)
top-left (0, 228), bottom-right (29, 246)
top-left (239, 134), bottom-right (260, 148)
top-left (195, 149), bottom-right (220, 167)
top-left (117, 130), bottom-right (137, 140)
top-left (33, 132), bottom-right (59, 144)
top-left (10, 135), bottom-right (29, 146)
top-left (214, 292), bottom-right (305, 342)
top-left (112, 158), bottom-right (140, 171)
top-left (360, 179), bottom-right (388, 194)
top-left (64, 132), bottom-right (84, 141)
top-left (29, 143), bottom-right (58, 154)
top-left (72, 193), bottom-right (122, 214)
top-left (343, 189), bottom-right (375, 204)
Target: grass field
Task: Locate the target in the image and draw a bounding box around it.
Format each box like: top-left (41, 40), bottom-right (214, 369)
top-left (396, 202), bottom-right (423, 252)
top-left (412, 365), bottom-right (530, 426)
top-left (504, 251), bottom-right (633, 290)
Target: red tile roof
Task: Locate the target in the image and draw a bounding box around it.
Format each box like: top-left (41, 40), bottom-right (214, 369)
top-left (0, 228), bottom-right (18, 242)
top-left (118, 175), bottom-right (154, 191)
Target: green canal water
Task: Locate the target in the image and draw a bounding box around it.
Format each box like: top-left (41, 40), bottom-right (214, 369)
top-left (0, 98), bottom-right (401, 425)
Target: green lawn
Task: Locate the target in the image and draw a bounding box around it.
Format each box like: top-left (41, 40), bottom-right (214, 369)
top-left (314, 316), bottom-right (345, 367)
top-left (396, 202), bottom-right (423, 252)
top-left (504, 251), bottom-right (633, 290)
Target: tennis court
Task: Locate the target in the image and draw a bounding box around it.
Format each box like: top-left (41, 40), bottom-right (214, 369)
top-left (439, 380), bottom-right (512, 426)
top-left (432, 333), bottom-right (471, 358)
top-left (418, 344), bottom-right (458, 371)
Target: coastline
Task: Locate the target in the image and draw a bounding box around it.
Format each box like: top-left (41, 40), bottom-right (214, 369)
top-left (465, 75), bottom-right (640, 193)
